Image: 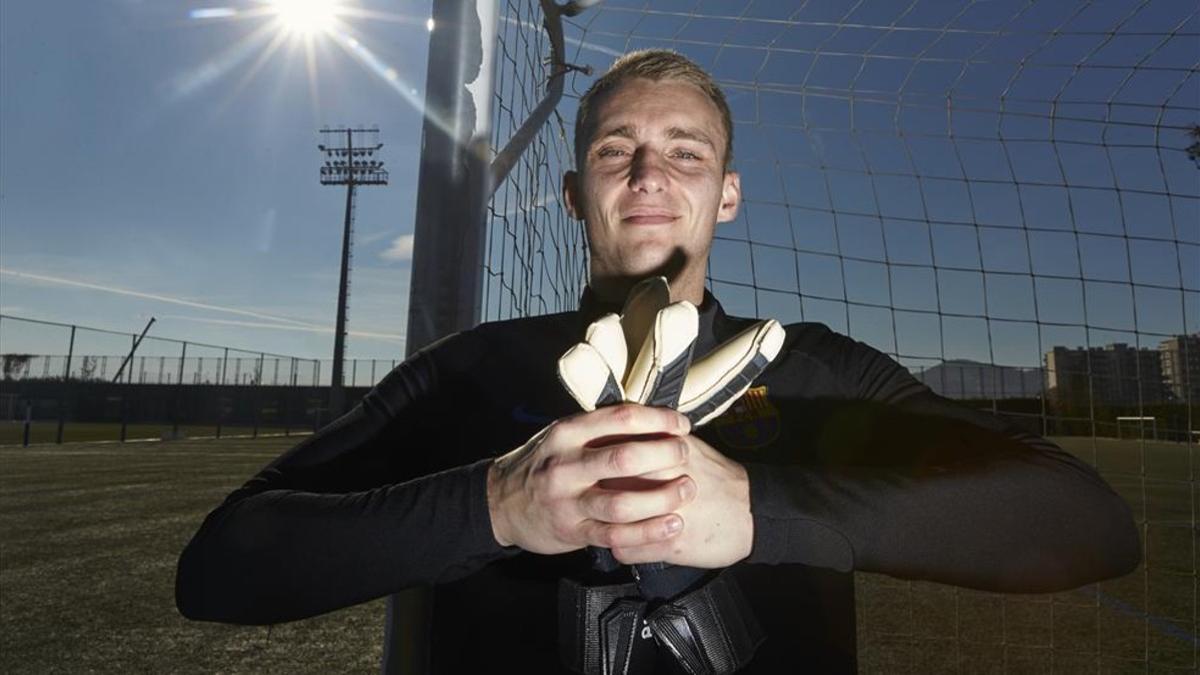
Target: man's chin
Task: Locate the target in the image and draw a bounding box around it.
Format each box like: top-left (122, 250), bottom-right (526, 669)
top-left (617, 260), bottom-right (677, 283)
top-left (612, 248), bottom-right (692, 285)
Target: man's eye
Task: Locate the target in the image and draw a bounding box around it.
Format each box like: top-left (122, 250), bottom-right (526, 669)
top-left (672, 149), bottom-right (701, 160)
top-left (596, 147), bottom-right (627, 158)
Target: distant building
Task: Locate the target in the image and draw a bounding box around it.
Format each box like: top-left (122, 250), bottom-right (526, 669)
top-left (1045, 343), bottom-right (1167, 406)
top-left (1159, 334), bottom-right (1200, 403)
top-left (913, 360), bottom-right (1042, 400)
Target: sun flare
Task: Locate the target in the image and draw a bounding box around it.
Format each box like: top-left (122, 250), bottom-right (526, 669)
top-left (270, 0), bottom-right (341, 36)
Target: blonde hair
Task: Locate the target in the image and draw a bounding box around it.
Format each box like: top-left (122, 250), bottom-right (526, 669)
top-left (574, 49), bottom-right (734, 171)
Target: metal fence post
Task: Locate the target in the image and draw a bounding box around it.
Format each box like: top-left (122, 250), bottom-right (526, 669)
top-left (172, 341), bottom-right (187, 438)
top-left (120, 333), bottom-right (133, 443)
top-left (284, 357), bottom-right (296, 436)
top-left (56, 325), bottom-right (76, 444)
top-left (217, 347), bottom-right (229, 439)
top-left (252, 352), bottom-right (264, 438)
top-left (313, 359), bottom-right (321, 431)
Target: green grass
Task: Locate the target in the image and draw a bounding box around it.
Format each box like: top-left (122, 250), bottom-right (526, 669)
top-left (0, 436), bottom-right (1195, 672)
top-left (854, 436), bottom-right (1198, 673)
top-left (0, 436), bottom-right (384, 674)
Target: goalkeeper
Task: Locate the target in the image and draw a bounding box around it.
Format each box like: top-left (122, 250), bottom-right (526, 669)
top-left (176, 50), bottom-right (1139, 673)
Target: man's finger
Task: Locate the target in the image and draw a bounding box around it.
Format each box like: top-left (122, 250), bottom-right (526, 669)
top-left (578, 476), bottom-right (695, 524)
top-left (611, 540), bottom-right (682, 565)
top-left (578, 436), bottom-right (689, 482)
top-left (580, 513), bottom-right (684, 549)
top-left (558, 403), bottom-right (690, 450)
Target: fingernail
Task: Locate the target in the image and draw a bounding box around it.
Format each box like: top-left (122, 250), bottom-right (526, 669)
top-left (679, 480), bottom-right (695, 501)
top-left (665, 516), bottom-right (682, 533)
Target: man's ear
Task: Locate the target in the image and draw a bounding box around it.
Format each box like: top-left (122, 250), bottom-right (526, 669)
top-left (563, 170), bottom-right (581, 219)
top-left (716, 170), bottom-right (741, 223)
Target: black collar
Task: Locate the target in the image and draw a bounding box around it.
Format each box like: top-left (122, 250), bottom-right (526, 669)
top-left (576, 285), bottom-right (733, 356)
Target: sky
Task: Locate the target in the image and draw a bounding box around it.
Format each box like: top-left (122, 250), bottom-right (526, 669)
top-left (2, 0), bottom-right (1198, 373)
top-left (1, 0), bottom-right (432, 360)
top-left (556, 0), bottom-right (1199, 370)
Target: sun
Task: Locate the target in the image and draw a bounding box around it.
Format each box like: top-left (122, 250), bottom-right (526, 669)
top-left (270, 0), bottom-right (342, 36)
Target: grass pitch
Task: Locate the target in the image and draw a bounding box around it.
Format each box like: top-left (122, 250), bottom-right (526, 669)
top-left (0, 437), bottom-right (384, 674)
top-left (854, 436), bottom-right (1198, 673)
top-left (0, 436), bottom-right (1195, 673)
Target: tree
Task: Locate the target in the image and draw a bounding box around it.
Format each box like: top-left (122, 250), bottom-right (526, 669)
top-left (79, 355), bottom-right (99, 381)
top-left (1, 354), bottom-right (33, 380)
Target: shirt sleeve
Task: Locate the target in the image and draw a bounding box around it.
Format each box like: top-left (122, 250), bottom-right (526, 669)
top-left (742, 326), bottom-right (1141, 593)
top-left (175, 332), bottom-right (521, 625)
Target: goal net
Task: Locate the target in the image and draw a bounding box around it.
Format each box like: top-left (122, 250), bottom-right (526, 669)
top-left (487, 0), bottom-right (1198, 670)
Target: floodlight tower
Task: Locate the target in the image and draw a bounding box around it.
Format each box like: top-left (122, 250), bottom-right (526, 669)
top-left (319, 126), bottom-right (388, 417)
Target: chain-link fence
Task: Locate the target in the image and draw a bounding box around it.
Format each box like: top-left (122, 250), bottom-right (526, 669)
top-left (0, 314), bottom-right (400, 445)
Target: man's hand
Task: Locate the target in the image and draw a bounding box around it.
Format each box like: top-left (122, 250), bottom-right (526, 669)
top-left (487, 403), bottom-right (697, 555)
top-left (608, 434), bottom-right (754, 569)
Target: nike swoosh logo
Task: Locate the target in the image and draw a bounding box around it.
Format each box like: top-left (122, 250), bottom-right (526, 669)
top-left (511, 404), bottom-right (555, 426)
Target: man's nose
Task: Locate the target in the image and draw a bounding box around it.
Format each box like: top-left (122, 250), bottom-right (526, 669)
top-left (628, 148), bottom-right (666, 193)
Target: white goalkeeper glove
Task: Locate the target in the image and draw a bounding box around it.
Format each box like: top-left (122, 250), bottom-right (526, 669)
top-left (558, 276), bottom-right (785, 427)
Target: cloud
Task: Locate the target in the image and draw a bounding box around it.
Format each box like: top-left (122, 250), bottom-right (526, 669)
top-left (357, 228), bottom-right (397, 245)
top-left (0, 267), bottom-right (322, 328)
top-left (381, 234), bottom-right (414, 261)
top-left (158, 313), bottom-right (404, 342)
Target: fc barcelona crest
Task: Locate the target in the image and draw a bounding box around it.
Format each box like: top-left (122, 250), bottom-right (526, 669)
top-left (712, 386), bottom-right (780, 450)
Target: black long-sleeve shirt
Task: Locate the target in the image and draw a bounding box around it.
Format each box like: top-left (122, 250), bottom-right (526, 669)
top-left (176, 289), bottom-right (1140, 672)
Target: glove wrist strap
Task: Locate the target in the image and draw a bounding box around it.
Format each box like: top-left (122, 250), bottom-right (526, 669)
top-left (558, 569), bottom-right (765, 675)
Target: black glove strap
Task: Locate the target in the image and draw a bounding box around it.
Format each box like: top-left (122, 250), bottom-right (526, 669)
top-left (559, 579), bottom-right (650, 675)
top-left (647, 569), bottom-right (765, 675)
top-left (559, 569), bottom-right (765, 675)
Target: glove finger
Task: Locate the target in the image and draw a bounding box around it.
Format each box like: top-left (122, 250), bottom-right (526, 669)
top-left (679, 319), bottom-right (785, 427)
top-left (558, 342), bottom-right (625, 411)
top-left (645, 302), bottom-right (698, 409)
top-left (625, 302), bottom-right (698, 406)
top-left (584, 313), bottom-right (627, 386)
top-left (619, 276), bottom-right (670, 384)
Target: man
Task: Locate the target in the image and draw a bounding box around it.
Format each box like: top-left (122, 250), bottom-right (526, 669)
top-left (177, 50), bottom-right (1139, 673)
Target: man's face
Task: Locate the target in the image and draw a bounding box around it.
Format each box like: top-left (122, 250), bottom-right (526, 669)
top-left (563, 77), bottom-right (740, 302)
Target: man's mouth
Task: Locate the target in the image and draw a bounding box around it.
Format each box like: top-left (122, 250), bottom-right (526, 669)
top-left (621, 209), bottom-right (678, 225)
